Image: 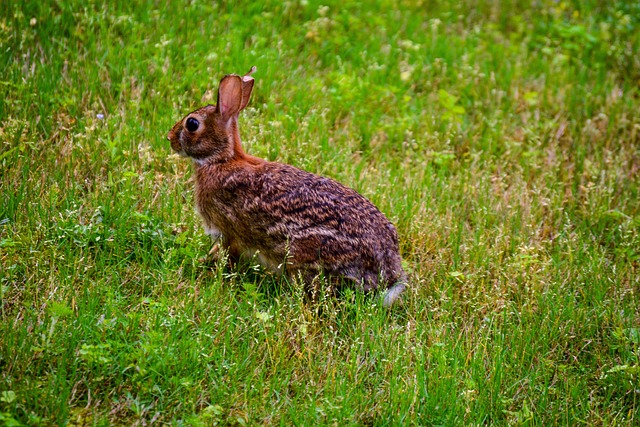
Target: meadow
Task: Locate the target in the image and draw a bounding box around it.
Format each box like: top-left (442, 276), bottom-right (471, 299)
top-left (1, 0), bottom-right (639, 425)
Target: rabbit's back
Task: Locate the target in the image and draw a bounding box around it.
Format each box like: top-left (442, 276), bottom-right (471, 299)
top-left (195, 161), bottom-right (405, 290)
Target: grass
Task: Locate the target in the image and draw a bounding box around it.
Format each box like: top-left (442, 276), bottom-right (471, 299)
top-left (1, 0), bottom-right (639, 425)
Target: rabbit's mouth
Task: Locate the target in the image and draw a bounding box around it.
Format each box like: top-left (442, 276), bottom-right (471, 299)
top-left (167, 129), bottom-right (187, 157)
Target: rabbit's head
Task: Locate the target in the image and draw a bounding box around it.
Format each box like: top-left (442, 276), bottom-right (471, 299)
top-left (168, 66), bottom-right (256, 162)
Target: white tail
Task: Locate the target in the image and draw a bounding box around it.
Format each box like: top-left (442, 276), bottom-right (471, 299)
top-left (382, 281), bottom-right (406, 307)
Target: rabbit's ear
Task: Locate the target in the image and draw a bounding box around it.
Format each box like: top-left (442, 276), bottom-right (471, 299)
top-left (217, 75), bottom-right (243, 121)
top-left (240, 66), bottom-right (256, 111)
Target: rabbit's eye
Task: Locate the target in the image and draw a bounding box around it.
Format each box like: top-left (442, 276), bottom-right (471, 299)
top-left (185, 117), bottom-right (199, 132)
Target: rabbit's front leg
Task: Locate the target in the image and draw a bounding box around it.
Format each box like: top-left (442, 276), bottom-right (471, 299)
top-left (201, 235), bottom-right (240, 268)
top-left (200, 225), bottom-right (237, 267)
top-left (220, 236), bottom-right (241, 268)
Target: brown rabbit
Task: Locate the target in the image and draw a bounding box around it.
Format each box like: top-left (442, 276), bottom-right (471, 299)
top-left (167, 67), bottom-right (407, 306)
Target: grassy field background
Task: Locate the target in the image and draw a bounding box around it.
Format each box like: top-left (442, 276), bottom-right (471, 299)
top-left (1, 0), bottom-right (639, 425)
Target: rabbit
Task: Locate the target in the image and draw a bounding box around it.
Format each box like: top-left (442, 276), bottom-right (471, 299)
top-left (167, 66), bottom-right (407, 307)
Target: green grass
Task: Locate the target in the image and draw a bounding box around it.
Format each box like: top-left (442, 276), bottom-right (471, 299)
top-left (1, 0), bottom-right (639, 425)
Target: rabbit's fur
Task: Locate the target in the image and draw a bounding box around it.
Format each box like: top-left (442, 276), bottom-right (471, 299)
top-left (167, 67), bottom-right (407, 306)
